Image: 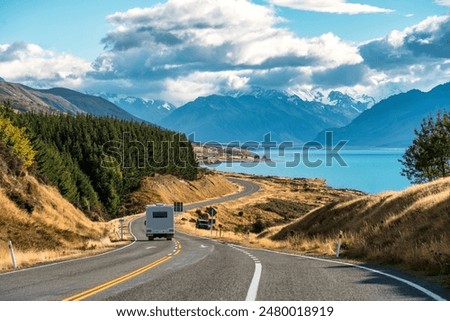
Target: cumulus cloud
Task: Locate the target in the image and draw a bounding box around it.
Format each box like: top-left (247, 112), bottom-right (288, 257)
top-left (88, 2), bottom-right (450, 104)
top-left (357, 15), bottom-right (450, 97)
top-left (311, 63), bottom-right (370, 87)
top-left (2, 1), bottom-right (449, 107)
top-left (268, 0), bottom-right (393, 14)
top-left (87, 0), bottom-right (364, 104)
top-left (361, 15), bottom-right (450, 68)
top-left (0, 42), bottom-right (91, 88)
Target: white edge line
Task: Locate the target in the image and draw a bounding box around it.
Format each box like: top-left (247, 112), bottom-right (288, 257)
top-left (255, 247), bottom-right (446, 302)
top-left (176, 232), bottom-right (446, 301)
top-left (0, 216), bottom-right (141, 276)
top-left (228, 243), bottom-right (262, 301)
top-left (1, 178), bottom-right (256, 276)
top-left (245, 262), bottom-right (262, 301)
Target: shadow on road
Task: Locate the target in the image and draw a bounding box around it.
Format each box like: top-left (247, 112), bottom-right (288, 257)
top-left (325, 264), bottom-right (449, 301)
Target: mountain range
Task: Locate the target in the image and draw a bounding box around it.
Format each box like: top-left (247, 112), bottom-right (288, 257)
top-left (94, 92), bottom-right (175, 123)
top-left (2, 76), bottom-right (450, 148)
top-left (317, 82), bottom-right (450, 147)
top-left (159, 88), bottom-right (371, 143)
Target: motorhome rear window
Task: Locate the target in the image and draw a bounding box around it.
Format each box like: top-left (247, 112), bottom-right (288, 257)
top-left (153, 211), bottom-right (168, 218)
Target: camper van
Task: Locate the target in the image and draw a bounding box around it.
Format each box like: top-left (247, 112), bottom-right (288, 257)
top-left (145, 203), bottom-right (175, 241)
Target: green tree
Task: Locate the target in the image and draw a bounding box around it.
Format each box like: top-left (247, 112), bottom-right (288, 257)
top-left (0, 104), bottom-right (36, 168)
top-left (400, 111), bottom-right (450, 184)
top-left (11, 110), bottom-right (198, 219)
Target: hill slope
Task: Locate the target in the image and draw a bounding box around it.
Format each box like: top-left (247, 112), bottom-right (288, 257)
top-left (0, 142), bottom-right (117, 271)
top-left (273, 177), bottom-right (450, 283)
top-left (38, 88), bottom-right (142, 121)
top-left (317, 82), bottom-right (450, 147)
top-left (0, 80), bottom-right (141, 122)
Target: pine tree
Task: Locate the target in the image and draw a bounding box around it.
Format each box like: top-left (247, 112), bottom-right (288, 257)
top-left (400, 111), bottom-right (450, 183)
top-left (11, 111), bottom-right (198, 218)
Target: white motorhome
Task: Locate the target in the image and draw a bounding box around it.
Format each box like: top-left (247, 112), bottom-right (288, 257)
top-left (145, 203), bottom-right (175, 241)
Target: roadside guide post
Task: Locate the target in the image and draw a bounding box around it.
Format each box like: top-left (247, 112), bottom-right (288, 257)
top-left (336, 230), bottom-right (343, 258)
top-left (8, 240), bottom-right (17, 269)
top-left (119, 218), bottom-right (125, 241)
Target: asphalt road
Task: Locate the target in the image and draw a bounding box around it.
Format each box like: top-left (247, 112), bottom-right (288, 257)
top-left (0, 178), bottom-right (448, 301)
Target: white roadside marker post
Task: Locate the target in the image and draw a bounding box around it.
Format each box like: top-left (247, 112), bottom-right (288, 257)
top-left (336, 231), bottom-right (343, 258)
top-left (8, 240), bottom-right (17, 269)
top-left (119, 218), bottom-right (125, 241)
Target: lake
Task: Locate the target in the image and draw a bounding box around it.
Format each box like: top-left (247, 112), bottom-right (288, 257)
top-left (205, 149), bottom-right (411, 194)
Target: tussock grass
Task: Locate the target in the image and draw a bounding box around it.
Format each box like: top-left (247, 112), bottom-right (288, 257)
top-left (0, 174), bottom-right (120, 272)
top-left (272, 177), bottom-right (450, 286)
top-left (0, 171), bottom-right (237, 272)
top-left (122, 172), bottom-right (238, 215)
top-left (176, 173), bottom-right (450, 288)
top-left (175, 173), bottom-right (362, 255)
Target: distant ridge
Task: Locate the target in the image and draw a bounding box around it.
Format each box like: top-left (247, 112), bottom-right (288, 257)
top-left (0, 80), bottom-right (143, 122)
top-left (160, 87), bottom-right (372, 143)
top-left (316, 82), bottom-right (450, 147)
top-left (95, 92), bottom-right (175, 123)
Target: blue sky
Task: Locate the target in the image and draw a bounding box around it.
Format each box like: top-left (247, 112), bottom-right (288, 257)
top-left (1, 0), bottom-right (450, 105)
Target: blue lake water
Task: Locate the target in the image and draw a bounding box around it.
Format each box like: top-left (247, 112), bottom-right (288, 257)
top-left (205, 149), bottom-right (411, 194)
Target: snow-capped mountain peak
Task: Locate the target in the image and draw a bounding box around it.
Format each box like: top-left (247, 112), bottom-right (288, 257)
top-left (91, 92), bottom-right (175, 123)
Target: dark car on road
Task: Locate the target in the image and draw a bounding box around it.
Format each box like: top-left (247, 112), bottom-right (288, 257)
top-left (196, 219), bottom-right (211, 230)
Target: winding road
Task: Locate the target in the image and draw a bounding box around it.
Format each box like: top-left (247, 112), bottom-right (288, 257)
top-left (0, 178), bottom-right (448, 301)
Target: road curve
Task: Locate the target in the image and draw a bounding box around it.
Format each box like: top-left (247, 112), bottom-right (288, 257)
top-left (0, 177), bottom-right (448, 301)
top-left (0, 177), bottom-right (260, 301)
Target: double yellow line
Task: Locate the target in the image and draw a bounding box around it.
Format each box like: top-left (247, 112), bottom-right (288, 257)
top-left (64, 240), bottom-right (181, 301)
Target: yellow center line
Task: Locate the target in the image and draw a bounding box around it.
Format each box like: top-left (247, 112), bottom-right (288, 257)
top-left (63, 240), bottom-right (182, 301)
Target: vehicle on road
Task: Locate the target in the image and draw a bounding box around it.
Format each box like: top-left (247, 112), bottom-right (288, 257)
top-left (145, 203), bottom-right (175, 240)
top-left (196, 219), bottom-right (211, 230)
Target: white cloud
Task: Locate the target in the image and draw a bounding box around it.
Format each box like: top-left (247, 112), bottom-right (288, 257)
top-left (99, 0), bottom-right (362, 67)
top-left (269, 0), bottom-right (393, 14)
top-left (90, 0), bottom-right (363, 104)
top-left (387, 30), bottom-right (406, 47)
top-left (0, 42), bottom-right (91, 88)
top-left (356, 15), bottom-right (450, 99)
top-left (435, 0), bottom-right (450, 6)
top-left (160, 70), bottom-right (254, 105)
top-left (2, 1), bottom-right (449, 108)
top-left (361, 15), bottom-right (450, 70)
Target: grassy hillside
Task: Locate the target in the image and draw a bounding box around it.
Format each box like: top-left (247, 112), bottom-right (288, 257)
top-left (176, 174), bottom-right (363, 243)
top-left (0, 141), bottom-right (118, 271)
top-left (0, 99), bottom-right (201, 271)
top-left (0, 143), bottom-right (234, 271)
top-left (122, 171), bottom-right (237, 215)
top-left (0, 102), bottom-right (198, 219)
top-left (273, 177), bottom-right (450, 285)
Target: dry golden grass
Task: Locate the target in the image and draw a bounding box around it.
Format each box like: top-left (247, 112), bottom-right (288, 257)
top-left (175, 173), bottom-right (450, 288)
top-left (271, 177), bottom-right (450, 286)
top-left (5, 164), bottom-right (448, 288)
top-left (0, 174), bottom-right (123, 272)
top-left (0, 171), bottom-right (239, 272)
top-left (176, 212), bottom-right (338, 257)
top-left (175, 172), bottom-right (362, 255)
top-left (190, 172), bottom-right (361, 231)
top-left (121, 171), bottom-right (238, 215)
